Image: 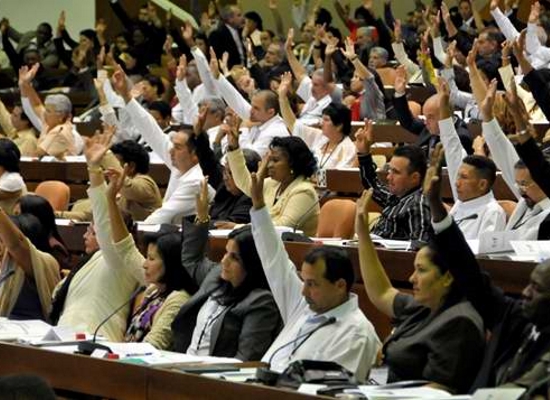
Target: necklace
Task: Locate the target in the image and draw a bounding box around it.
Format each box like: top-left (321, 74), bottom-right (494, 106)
top-left (318, 138), bottom-right (344, 169)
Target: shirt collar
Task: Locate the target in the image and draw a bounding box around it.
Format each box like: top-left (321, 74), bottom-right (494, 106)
top-left (307, 293), bottom-right (359, 320)
top-left (453, 191), bottom-right (496, 215)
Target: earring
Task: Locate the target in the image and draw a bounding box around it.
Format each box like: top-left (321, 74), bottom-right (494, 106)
top-left (290, 169), bottom-right (294, 175)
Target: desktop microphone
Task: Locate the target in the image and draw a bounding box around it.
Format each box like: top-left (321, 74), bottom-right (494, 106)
top-left (77, 285), bottom-right (146, 356)
top-left (256, 316), bottom-right (337, 385)
top-left (454, 213), bottom-right (478, 225)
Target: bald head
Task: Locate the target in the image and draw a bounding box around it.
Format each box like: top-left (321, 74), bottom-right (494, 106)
top-left (522, 260), bottom-right (550, 328)
top-left (421, 94), bottom-right (440, 135)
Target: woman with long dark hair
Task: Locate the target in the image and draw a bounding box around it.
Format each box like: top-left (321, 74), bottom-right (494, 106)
top-left (171, 179), bottom-right (282, 360)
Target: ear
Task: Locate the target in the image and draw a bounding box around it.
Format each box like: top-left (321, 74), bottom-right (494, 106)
top-left (335, 278), bottom-right (347, 292)
top-left (411, 171), bottom-right (421, 186)
top-left (478, 178), bottom-right (489, 193)
top-left (442, 271), bottom-right (454, 288)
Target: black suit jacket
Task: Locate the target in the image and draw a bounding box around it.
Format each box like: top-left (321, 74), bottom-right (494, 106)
top-left (209, 24), bottom-right (245, 69)
top-left (434, 220), bottom-right (550, 391)
top-left (393, 94), bottom-right (473, 155)
top-left (171, 221), bottom-right (282, 359)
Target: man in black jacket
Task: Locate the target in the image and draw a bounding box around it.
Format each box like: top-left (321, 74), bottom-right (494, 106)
top-left (209, 5), bottom-right (246, 69)
top-left (393, 66), bottom-right (473, 157)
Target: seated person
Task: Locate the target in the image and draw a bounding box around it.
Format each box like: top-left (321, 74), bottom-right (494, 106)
top-left (393, 65), bottom-right (473, 157)
top-left (226, 124), bottom-right (319, 236)
top-left (193, 107), bottom-right (260, 229)
top-left (0, 210), bottom-right (60, 321)
top-left (103, 168), bottom-right (197, 350)
top-left (0, 98), bottom-right (38, 157)
top-left (356, 184), bottom-right (484, 392)
top-left (355, 120), bottom-right (433, 241)
top-left (171, 180), bottom-right (282, 360)
top-left (249, 166), bottom-right (380, 382)
top-left (279, 73), bottom-right (356, 178)
top-left (57, 140), bottom-right (163, 222)
top-left (49, 130), bottom-right (144, 341)
top-left (18, 65), bottom-right (79, 159)
top-left (481, 81), bottom-right (550, 239)
top-left (0, 139), bottom-right (26, 215)
top-left (111, 65), bottom-right (214, 224)
top-left (437, 78), bottom-right (506, 239)
top-left (425, 143), bottom-right (550, 393)
top-left (14, 195), bottom-right (69, 271)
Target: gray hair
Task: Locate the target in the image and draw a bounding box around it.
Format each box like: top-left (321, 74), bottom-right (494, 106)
top-left (199, 97), bottom-right (226, 118)
top-left (370, 46), bottom-right (389, 62)
top-left (44, 94), bottom-right (72, 116)
top-left (220, 5), bottom-right (238, 22)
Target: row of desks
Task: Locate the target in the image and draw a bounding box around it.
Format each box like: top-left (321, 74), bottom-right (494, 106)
top-left (0, 343), bottom-right (324, 400)
top-left (21, 161), bottom-right (517, 202)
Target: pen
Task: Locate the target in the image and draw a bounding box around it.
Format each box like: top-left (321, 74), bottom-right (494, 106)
top-left (125, 352), bottom-right (154, 357)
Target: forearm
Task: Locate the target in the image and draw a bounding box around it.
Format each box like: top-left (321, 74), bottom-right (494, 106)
top-left (286, 48), bottom-right (306, 83)
top-left (107, 193), bottom-right (130, 244)
top-left (0, 206), bottom-right (32, 274)
top-left (279, 93), bottom-right (297, 132)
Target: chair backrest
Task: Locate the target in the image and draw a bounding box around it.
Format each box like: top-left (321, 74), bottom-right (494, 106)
top-left (34, 181), bottom-right (71, 211)
top-left (316, 199), bottom-right (357, 239)
top-left (498, 200), bottom-right (517, 222)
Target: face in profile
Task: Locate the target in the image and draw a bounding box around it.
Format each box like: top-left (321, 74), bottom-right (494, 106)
top-left (220, 239), bottom-right (247, 287)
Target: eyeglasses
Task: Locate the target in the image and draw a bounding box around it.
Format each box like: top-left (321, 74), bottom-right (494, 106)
top-left (515, 181), bottom-right (536, 191)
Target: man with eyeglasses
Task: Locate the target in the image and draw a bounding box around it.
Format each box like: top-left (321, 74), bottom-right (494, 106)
top-left (355, 120), bottom-right (433, 242)
top-left (481, 89), bottom-right (550, 240)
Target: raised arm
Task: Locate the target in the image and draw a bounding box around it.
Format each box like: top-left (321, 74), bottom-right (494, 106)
top-left (285, 29), bottom-right (307, 84)
top-left (249, 158), bottom-right (305, 323)
top-left (174, 55), bottom-right (199, 125)
top-left (278, 72), bottom-right (297, 132)
top-left (356, 190), bottom-right (398, 318)
top-left (18, 64), bottom-right (45, 131)
top-left (0, 207), bottom-right (33, 276)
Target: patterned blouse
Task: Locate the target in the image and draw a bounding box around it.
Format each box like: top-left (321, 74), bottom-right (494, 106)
top-left (125, 289), bottom-right (167, 343)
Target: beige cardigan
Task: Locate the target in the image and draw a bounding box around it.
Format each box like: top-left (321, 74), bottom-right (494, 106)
top-left (227, 148), bottom-right (319, 236)
top-left (0, 238), bottom-right (60, 319)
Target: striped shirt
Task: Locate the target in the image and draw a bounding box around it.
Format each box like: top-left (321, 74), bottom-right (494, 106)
top-left (358, 154), bottom-right (433, 242)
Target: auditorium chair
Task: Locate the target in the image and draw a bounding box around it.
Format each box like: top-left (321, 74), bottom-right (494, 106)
top-left (34, 181), bottom-right (71, 211)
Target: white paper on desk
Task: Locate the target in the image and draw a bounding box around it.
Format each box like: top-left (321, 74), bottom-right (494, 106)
top-left (352, 386), bottom-right (452, 399)
top-left (471, 388), bottom-right (525, 400)
top-left (101, 342), bottom-right (160, 358)
top-left (371, 239), bottom-right (411, 251)
top-left (20, 156), bottom-right (38, 162)
top-left (298, 384), bottom-right (327, 395)
top-left (140, 350), bottom-right (241, 366)
top-left (0, 318), bottom-right (51, 342)
top-left (208, 229), bottom-right (233, 238)
top-left (136, 223), bottom-right (161, 232)
top-left (510, 240), bottom-right (550, 261)
top-left (64, 155), bottom-right (86, 162)
top-left (40, 156), bottom-right (58, 162)
top-left (477, 231), bottom-right (517, 254)
top-left (202, 368), bottom-right (258, 382)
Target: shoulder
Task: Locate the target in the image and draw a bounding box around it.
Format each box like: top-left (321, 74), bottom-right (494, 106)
top-left (238, 288), bottom-right (277, 309)
top-left (437, 301), bottom-right (484, 334)
top-left (164, 289), bottom-right (191, 305)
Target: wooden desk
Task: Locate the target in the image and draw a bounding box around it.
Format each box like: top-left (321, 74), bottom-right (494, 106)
top-left (0, 343), bottom-right (326, 400)
top-left (325, 169), bottom-right (517, 201)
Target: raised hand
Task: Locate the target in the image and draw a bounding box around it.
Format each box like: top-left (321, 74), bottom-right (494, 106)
top-left (472, 136), bottom-right (488, 156)
top-left (512, 29), bottom-right (527, 59)
top-left (423, 142), bottom-right (445, 202)
top-left (436, 76), bottom-right (451, 116)
top-left (194, 104), bottom-right (208, 136)
top-left (84, 125), bottom-right (116, 167)
top-left (220, 51), bottom-right (230, 76)
top-left (209, 48), bottom-right (220, 79)
top-left (445, 40), bottom-right (457, 68)
top-left (285, 28), bottom-right (295, 53)
top-left (355, 189), bottom-right (373, 234)
top-left (278, 71), bottom-right (293, 97)
top-left (341, 36), bottom-right (356, 60)
top-left (226, 111), bottom-right (242, 149)
top-left (466, 39), bottom-right (479, 67)
top-left (269, 0), bottom-right (278, 9)
top-left (393, 19), bottom-right (402, 43)
top-left (324, 38), bottom-right (338, 57)
top-left (250, 153), bottom-right (269, 209)
top-left (104, 166), bottom-right (127, 200)
top-left (529, 1), bottom-right (540, 24)
top-left (181, 22), bottom-right (195, 47)
top-left (57, 10), bottom-right (66, 31)
top-left (95, 18), bottom-right (107, 36)
top-left (176, 55), bottom-right (187, 82)
top-left (480, 79), bottom-right (498, 122)
top-left (111, 64), bottom-right (130, 100)
top-left (393, 64), bottom-right (407, 94)
top-left (18, 63), bottom-right (39, 86)
top-left (195, 177), bottom-right (211, 223)
top-left (163, 34), bottom-right (174, 55)
top-left (355, 119), bottom-right (374, 154)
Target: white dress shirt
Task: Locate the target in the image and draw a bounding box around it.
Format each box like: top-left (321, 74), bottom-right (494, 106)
top-left (216, 75), bottom-right (289, 156)
top-left (438, 117), bottom-right (506, 239)
top-left (187, 296), bottom-right (227, 356)
top-left (124, 99), bottom-right (214, 224)
top-left (483, 118), bottom-right (550, 239)
top-left (250, 207), bottom-right (380, 382)
top-left (296, 76), bottom-right (332, 126)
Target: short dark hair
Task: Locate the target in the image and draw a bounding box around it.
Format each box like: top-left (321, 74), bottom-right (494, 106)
top-left (462, 155), bottom-right (497, 189)
top-left (244, 11), bottom-right (263, 31)
top-left (143, 74), bottom-right (165, 96)
top-left (0, 138), bottom-right (21, 172)
top-left (270, 136), bottom-right (317, 178)
top-left (144, 227), bottom-right (198, 295)
top-left (17, 194), bottom-right (65, 248)
top-left (315, 7), bottom-right (332, 26)
top-left (13, 103), bottom-right (31, 124)
top-left (392, 145), bottom-right (427, 181)
top-left (304, 246), bottom-right (354, 292)
top-left (169, 125), bottom-right (197, 154)
top-left (11, 213), bottom-right (50, 253)
top-left (242, 149), bottom-right (261, 173)
top-left (322, 102), bottom-right (351, 136)
top-left (110, 140), bottom-right (151, 174)
top-left (148, 101), bottom-right (172, 119)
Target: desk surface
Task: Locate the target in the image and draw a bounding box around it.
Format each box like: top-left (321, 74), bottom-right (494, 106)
top-left (0, 343), bottom-right (326, 400)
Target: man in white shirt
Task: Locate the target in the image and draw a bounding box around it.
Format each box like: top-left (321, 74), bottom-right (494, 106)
top-left (481, 83), bottom-right (550, 240)
top-left (437, 79), bottom-right (506, 239)
top-left (284, 29), bottom-right (332, 125)
top-left (211, 57), bottom-right (289, 157)
top-left (248, 168), bottom-right (380, 382)
top-left (111, 65), bottom-right (214, 224)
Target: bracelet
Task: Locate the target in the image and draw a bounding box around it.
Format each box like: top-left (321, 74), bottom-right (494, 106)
top-left (194, 215), bottom-right (211, 225)
top-left (87, 166), bottom-right (103, 174)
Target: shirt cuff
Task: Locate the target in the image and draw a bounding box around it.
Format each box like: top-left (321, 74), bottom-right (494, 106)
top-left (432, 214), bottom-right (453, 234)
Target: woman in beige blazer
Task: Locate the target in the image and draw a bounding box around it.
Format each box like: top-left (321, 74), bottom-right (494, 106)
top-left (226, 125), bottom-right (319, 236)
